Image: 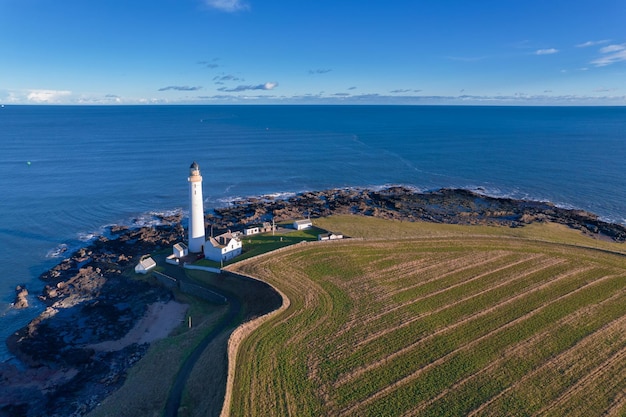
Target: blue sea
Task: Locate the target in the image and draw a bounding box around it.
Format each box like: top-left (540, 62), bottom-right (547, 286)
top-left (1, 105), bottom-right (625, 360)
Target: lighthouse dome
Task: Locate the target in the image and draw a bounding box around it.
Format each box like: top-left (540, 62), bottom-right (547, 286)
top-left (189, 161), bottom-right (200, 176)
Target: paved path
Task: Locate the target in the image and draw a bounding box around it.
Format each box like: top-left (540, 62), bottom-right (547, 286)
top-left (163, 289), bottom-right (241, 417)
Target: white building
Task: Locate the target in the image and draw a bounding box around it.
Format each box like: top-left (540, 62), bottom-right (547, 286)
top-left (244, 221), bottom-right (275, 236)
top-left (173, 242), bottom-right (188, 258)
top-left (135, 256), bottom-right (157, 274)
top-left (293, 219), bottom-right (312, 230)
top-left (243, 226), bottom-right (260, 236)
top-left (204, 231), bottom-right (242, 262)
top-left (318, 232), bottom-right (344, 241)
top-left (188, 162), bottom-right (206, 253)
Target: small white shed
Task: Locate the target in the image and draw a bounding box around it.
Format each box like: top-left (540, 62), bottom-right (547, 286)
top-left (293, 219), bottom-right (312, 230)
top-left (135, 256), bottom-right (157, 274)
top-left (318, 232), bottom-right (344, 241)
top-left (173, 242), bottom-right (188, 258)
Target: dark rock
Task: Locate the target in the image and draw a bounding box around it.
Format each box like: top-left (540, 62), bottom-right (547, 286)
top-left (5, 219), bottom-right (183, 416)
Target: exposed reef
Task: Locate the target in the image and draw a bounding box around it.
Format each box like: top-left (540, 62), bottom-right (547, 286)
top-left (1, 216), bottom-right (184, 417)
top-left (210, 187), bottom-right (626, 242)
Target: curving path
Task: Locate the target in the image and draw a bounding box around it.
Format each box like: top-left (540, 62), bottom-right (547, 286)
top-left (164, 290), bottom-right (241, 417)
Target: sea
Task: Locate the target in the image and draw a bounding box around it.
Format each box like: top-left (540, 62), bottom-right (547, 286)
top-left (1, 105), bottom-right (625, 360)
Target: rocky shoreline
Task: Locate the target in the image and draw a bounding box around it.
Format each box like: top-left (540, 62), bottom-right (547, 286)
top-left (1, 217), bottom-right (185, 417)
top-left (2, 187), bottom-right (625, 417)
top-left (211, 187), bottom-right (626, 242)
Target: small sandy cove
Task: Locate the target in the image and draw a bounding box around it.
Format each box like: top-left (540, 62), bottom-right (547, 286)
top-left (89, 300), bottom-right (188, 352)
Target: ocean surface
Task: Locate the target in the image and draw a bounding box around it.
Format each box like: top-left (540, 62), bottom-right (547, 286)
top-left (1, 105), bottom-right (625, 360)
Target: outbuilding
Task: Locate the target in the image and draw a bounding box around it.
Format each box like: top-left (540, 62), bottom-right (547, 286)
top-left (293, 219), bottom-right (312, 230)
top-left (318, 232), bottom-right (344, 241)
top-left (135, 256), bottom-right (157, 274)
top-left (173, 242), bottom-right (188, 258)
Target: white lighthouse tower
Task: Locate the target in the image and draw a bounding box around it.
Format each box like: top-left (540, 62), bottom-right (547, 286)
top-left (188, 161), bottom-right (206, 253)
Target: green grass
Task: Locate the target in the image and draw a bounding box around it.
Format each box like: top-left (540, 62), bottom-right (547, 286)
top-left (87, 288), bottom-right (229, 417)
top-left (193, 226), bottom-right (325, 269)
top-left (224, 217), bottom-right (626, 417)
top-left (237, 226), bottom-right (324, 259)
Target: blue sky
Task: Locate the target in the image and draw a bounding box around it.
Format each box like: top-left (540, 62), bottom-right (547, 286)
top-left (1, 0), bottom-right (625, 105)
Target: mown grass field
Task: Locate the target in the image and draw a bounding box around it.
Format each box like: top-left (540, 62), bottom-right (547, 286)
top-left (225, 216), bottom-right (626, 417)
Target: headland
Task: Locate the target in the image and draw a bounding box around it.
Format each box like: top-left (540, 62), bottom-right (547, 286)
top-left (2, 186), bottom-right (625, 416)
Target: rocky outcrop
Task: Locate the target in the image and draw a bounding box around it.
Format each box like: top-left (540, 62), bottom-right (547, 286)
top-left (2, 215), bottom-right (184, 417)
top-left (12, 286), bottom-right (28, 309)
top-left (208, 187), bottom-right (626, 242)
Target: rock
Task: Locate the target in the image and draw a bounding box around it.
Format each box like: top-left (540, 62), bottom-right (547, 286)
top-left (12, 285), bottom-right (29, 309)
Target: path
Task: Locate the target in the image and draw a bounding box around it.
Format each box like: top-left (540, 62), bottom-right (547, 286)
top-left (163, 287), bottom-right (241, 417)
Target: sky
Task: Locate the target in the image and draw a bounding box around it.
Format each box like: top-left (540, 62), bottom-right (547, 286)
top-left (1, 0), bottom-right (625, 105)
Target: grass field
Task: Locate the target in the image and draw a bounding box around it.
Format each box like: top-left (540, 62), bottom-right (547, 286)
top-left (224, 216), bottom-right (626, 416)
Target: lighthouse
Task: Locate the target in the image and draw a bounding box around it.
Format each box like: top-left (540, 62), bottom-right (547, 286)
top-left (188, 161), bottom-right (206, 253)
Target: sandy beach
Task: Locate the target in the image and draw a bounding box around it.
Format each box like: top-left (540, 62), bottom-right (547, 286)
top-left (89, 301), bottom-right (188, 352)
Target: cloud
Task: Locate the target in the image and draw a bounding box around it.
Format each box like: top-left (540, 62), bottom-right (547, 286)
top-left (204, 0), bottom-right (249, 12)
top-left (348, 86), bottom-right (357, 90)
top-left (213, 74), bottom-right (244, 82)
top-left (599, 44), bottom-right (625, 53)
top-left (576, 40), bottom-right (610, 48)
top-left (198, 59), bottom-right (220, 69)
top-left (592, 43), bottom-right (626, 67)
top-left (158, 86), bottom-right (202, 91)
top-left (594, 87), bottom-right (617, 93)
top-left (390, 89), bottom-right (423, 94)
top-left (308, 69), bottom-right (332, 75)
top-left (536, 48), bottom-right (559, 55)
top-left (27, 89), bottom-right (71, 103)
top-left (217, 82), bottom-right (278, 92)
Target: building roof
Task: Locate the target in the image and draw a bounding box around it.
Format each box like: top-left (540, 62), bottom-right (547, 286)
top-left (207, 231), bottom-right (239, 248)
top-left (294, 219), bottom-right (312, 226)
top-left (138, 256), bottom-right (156, 270)
top-left (174, 242), bottom-right (188, 251)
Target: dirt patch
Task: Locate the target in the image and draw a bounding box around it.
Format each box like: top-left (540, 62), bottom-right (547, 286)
top-left (89, 301), bottom-right (188, 352)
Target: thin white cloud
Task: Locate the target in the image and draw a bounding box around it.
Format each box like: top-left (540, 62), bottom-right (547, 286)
top-left (536, 48), bottom-right (559, 55)
top-left (217, 82), bottom-right (278, 92)
top-left (204, 0), bottom-right (249, 12)
top-left (576, 39), bottom-right (610, 48)
top-left (600, 44), bottom-right (625, 53)
top-left (592, 43), bottom-right (626, 67)
top-left (158, 85), bottom-right (202, 91)
top-left (27, 89), bottom-right (71, 103)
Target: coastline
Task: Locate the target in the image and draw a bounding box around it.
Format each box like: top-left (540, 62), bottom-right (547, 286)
top-left (2, 186), bottom-right (625, 416)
